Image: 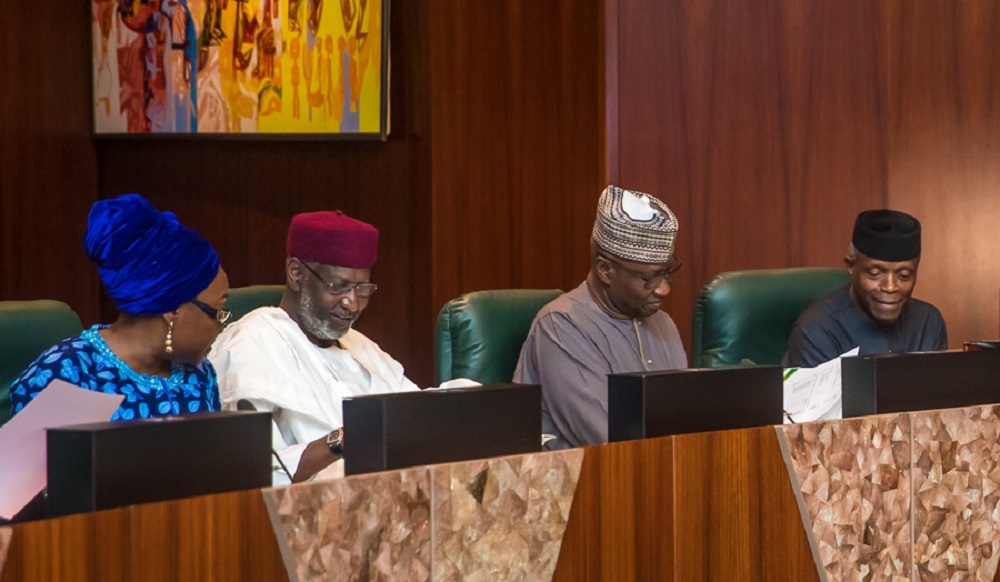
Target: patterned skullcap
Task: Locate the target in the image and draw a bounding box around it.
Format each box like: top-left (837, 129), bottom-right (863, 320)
top-left (287, 210), bottom-right (379, 269)
top-left (592, 185), bottom-right (679, 263)
top-left (85, 194), bottom-right (220, 315)
top-left (852, 209), bottom-right (921, 262)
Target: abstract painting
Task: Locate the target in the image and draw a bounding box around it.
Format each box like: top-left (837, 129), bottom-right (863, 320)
top-left (91, 0), bottom-right (388, 137)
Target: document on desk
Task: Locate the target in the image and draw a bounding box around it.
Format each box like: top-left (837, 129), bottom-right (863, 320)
top-left (783, 348), bottom-right (859, 424)
top-left (0, 380), bottom-right (123, 520)
top-left (424, 377), bottom-right (482, 390)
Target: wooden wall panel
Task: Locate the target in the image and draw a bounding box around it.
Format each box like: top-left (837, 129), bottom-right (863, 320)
top-left (885, 0), bottom-right (1000, 347)
top-left (428, 0), bottom-right (606, 313)
top-left (755, 428), bottom-right (819, 582)
top-left (8, 0), bottom-right (996, 389)
top-left (614, 0), bottom-right (1000, 352)
top-left (673, 430), bottom-right (760, 580)
top-left (554, 430), bottom-right (817, 581)
top-left (1, 431), bottom-right (816, 582)
top-left (94, 1), bottom-right (435, 385)
top-left (671, 428), bottom-right (817, 581)
top-left (554, 438), bottom-right (675, 582)
top-left (613, 0), bottom-right (889, 355)
top-left (0, 2), bottom-right (101, 323)
top-left (1, 0), bottom-right (607, 387)
top-left (2, 489), bottom-right (286, 582)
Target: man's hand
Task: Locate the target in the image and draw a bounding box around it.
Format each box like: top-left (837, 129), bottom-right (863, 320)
top-left (292, 435), bottom-right (339, 482)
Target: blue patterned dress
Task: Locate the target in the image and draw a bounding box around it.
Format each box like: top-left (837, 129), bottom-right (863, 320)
top-left (10, 325), bottom-right (220, 421)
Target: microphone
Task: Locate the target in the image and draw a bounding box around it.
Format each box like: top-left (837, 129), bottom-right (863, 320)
top-left (236, 399), bottom-right (294, 482)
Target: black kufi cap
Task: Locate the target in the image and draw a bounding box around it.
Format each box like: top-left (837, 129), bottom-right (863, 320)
top-left (852, 209), bottom-right (921, 262)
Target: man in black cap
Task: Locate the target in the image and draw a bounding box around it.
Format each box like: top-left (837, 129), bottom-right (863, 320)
top-left (782, 209), bottom-right (947, 367)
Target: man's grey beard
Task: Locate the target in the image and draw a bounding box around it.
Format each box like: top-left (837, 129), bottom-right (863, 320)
top-left (298, 287), bottom-right (349, 341)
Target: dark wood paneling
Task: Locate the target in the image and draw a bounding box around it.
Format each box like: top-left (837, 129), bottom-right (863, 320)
top-left (87, 0), bottom-right (606, 387)
top-left (554, 429), bottom-right (818, 581)
top-left (2, 431), bottom-right (814, 582)
top-left (613, 0), bottom-right (1000, 352)
top-left (756, 428), bottom-right (819, 581)
top-left (2, 489), bottom-right (286, 582)
top-left (672, 428), bottom-right (815, 581)
top-left (94, 1), bottom-right (435, 385)
top-left (8, 0), bottom-right (997, 386)
top-left (428, 0), bottom-right (606, 313)
top-left (613, 0), bottom-right (889, 356)
top-left (673, 430), bottom-right (755, 580)
top-left (0, 2), bottom-right (101, 323)
top-left (554, 438), bottom-right (676, 581)
top-left (885, 0), bottom-right (1000, 347)
top-left (1, 0), bottom-right (606, 388)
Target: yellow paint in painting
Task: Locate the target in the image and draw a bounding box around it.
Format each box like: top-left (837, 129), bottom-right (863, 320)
top-left (172, 0), bottom-right (382, 133)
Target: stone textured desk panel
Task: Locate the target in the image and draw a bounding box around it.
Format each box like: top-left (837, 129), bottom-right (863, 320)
top-left (911, 406), bottom-right (1000, 581)
top-left (779, 414), bottom-right (910, 581)
top-left (263, 450), bottom-right (584, 582)
top-left (431, 451), bottom-right (581, 581)
top-left (778, 405), bottom-right (1000, 582)
top-left (263, 467), bottom-right (432, 582)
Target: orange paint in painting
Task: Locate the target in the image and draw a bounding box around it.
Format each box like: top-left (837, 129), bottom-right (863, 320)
top-left (92, 0), bottom-right (384, 133)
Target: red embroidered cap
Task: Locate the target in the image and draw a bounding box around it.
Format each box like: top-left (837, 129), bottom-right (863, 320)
top-left (286, 210), bottom-right (379, 269)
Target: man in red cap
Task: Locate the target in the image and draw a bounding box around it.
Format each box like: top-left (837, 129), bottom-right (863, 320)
top-left (210, 211), bottom-right (418, 484)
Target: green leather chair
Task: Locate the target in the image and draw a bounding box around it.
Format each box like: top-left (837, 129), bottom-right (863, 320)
top-left (691, 267), bottom-right (849, 368)
top-left (226, 284), bottom-right (284, 322)
top-left (435, 289), bottom-right (563, 385)
top-left (0, 300), bottom-right (84, 427)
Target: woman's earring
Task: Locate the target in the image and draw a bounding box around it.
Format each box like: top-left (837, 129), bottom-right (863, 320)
top-left (165, 320), bottom-right (174, 354)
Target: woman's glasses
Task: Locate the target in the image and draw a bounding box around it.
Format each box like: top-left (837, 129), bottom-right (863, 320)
top-left (190, 298), bottom-right (232, 325)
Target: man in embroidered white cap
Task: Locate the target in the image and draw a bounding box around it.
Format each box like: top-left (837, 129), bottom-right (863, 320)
top-left (514, 185), bottom-right (687, 449)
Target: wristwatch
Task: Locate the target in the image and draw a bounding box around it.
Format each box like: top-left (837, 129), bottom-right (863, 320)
top-left (326, 427), bottom-right (344, 456)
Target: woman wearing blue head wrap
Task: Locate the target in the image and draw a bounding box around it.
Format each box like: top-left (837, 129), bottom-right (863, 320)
top-left (9, 194), bottom-right (230, 421)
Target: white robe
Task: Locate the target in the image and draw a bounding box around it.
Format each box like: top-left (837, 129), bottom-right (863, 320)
top-left (208, 307), bottom-right (419, 484)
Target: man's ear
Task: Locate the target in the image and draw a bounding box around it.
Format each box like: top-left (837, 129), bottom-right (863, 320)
top-left (286, 258), bottom-right (303, 292)
top-left (595, 256), bottom-right (614, 285)
top-left (843, 255), bottom-right (855, 275)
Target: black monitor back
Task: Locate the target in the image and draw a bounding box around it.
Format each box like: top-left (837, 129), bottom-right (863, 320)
top-left (47, 411), bottom-right (272, 517)
top-left (608, 366), bottom-right (784, 441)
top-left (842, 350), bottom-right (1000, 417)
top-left (342, 384), bottom-right (540, 475)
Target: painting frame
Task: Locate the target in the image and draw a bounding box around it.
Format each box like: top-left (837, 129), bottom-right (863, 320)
top-left (90, 0), bottom-right (390, 140)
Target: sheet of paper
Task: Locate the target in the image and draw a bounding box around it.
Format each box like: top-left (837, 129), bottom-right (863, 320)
top-left (783, 348), bottom-right (859, 423)
top-left (0, 380), bottom-right (123, 519)
top-left (0, 527), bottom-right (11, 574)
top-left (426, 378), bottom-right (483, 391)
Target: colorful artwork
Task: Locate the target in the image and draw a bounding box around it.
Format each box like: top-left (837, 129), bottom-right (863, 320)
top-left (91, 0), bottom-right (388, 136)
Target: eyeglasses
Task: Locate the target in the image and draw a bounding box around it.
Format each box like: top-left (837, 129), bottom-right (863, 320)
top-left (300, 261), bottom-right (378, 298)
top-left (601, 255), bottom-right (682, 289)
top-left (190, 298), bottom-right (232, 325)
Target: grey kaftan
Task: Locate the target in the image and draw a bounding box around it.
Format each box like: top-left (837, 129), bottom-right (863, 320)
top-left (513, 282), bottom-right (687, 449)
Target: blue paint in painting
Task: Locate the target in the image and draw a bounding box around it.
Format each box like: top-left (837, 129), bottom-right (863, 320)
top-left (180, 0), bottom-right (198, 132)
top-left (340, 50), bottom-right (359, 132)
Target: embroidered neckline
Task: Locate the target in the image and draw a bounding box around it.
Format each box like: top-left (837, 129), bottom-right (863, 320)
top-left (83, 325), bottom-right (184, 392)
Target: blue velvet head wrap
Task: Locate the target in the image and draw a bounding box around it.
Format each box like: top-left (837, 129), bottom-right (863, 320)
top-left (84, 194), bottom-right (220, 315)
